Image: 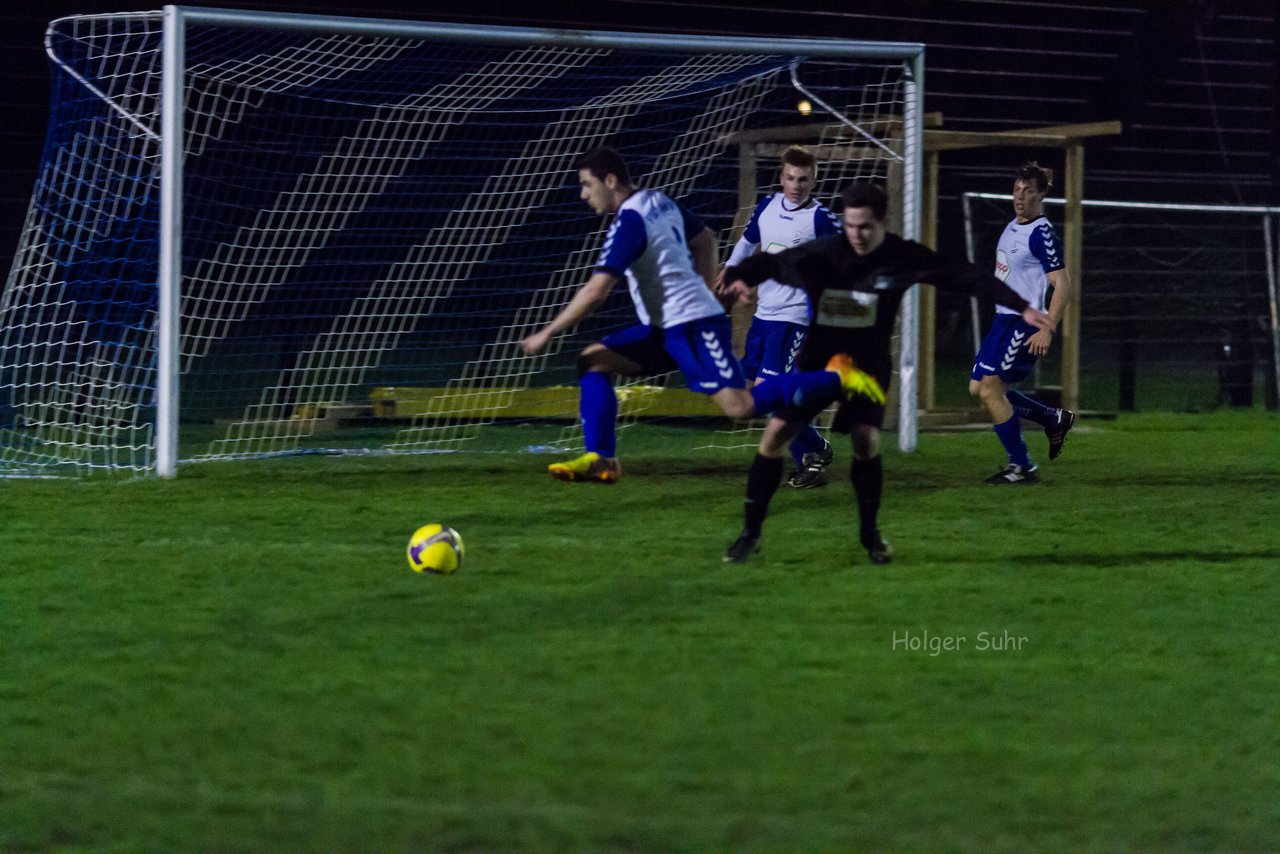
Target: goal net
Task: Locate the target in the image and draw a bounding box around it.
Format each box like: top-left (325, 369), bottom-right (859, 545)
top-left (1, 8), bottom-right (922, 476)
top-left (963, 193), bottom-right (1280, 412)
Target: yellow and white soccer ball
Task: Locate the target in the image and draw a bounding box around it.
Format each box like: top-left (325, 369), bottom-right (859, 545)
top-left (407, 524), bottom-right (464, 574)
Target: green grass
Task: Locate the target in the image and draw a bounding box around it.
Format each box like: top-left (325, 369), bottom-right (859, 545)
top-left (2, 412), bottom-right (1278, 849)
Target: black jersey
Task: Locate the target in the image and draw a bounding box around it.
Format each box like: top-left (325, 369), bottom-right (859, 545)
top-left (726, 232), bottom-right (1031, 381)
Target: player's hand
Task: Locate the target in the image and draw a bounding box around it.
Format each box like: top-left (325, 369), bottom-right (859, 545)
top-left (1022, 306), bottom-right (1054, 334)
top-left (1026, 328), bottom-right (1054, 356)
top-left (521, 329), bottom-right (552, 355)
top-left (713, 267), bottom-right (727, 293)
top-left (720, 279), bottom-right (751, 308)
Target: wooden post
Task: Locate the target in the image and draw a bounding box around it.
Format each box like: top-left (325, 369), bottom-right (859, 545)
top-left (731, 142), bottom-right (759, 355)
top-left (919, 150), bottom-right (940, 410)
top-left (736, 142), bottom-right (758, 236)
top-left (882, 153), bottom-right (903, 428)
top-left (1062, 141), bottom-right (1084, 412)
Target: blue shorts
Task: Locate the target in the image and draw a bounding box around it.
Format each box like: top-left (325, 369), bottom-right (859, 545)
top-left (740, 318), bottom-right (808, 381)
top-left (600, 315), bottom-right (746, 394)
top-left (971, 314), bottom-right (1039, 383)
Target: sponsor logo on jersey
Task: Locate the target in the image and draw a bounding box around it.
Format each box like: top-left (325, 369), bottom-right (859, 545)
top-left (815, 290), bottom-right (878, 328)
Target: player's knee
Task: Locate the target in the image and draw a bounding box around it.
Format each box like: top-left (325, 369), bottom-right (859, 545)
top-left (851, 426), bottom-right (879, 459)
top-left (757, 417), bottom-right (794, 457)
top-left (719, 390), bottom-right (755, 420)
top-left (576, 349), bottom-right (606, 378)
top-left (968, 379), bottom-right (982, 398)
top-left (977, 377), bottom-right (1005, 404)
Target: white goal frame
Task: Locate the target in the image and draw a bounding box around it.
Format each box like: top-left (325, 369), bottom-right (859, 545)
top-left (30, 6), bottom-right (925, 476)
top-left (963, 192), bottom-right (1280, 408)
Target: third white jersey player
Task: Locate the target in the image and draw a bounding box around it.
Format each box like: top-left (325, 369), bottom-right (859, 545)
top-left (992, 214), bottom-right (1064, 315)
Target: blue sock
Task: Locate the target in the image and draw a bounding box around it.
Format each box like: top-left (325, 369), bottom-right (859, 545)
top-left (580, 371), bottom-right (617, 457)
top-left (788, 424), bottom-right (827, 468)
top-left (993, 415), bottom-right (1032, 469)
top-left (751, 370), bottom-right (841, 419)
top-left (1006, 389), bottom-right (1054, 427)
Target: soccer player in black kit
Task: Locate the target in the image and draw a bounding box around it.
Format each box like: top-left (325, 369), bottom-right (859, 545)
top-left (718, 182), bottom-right (1053, 565)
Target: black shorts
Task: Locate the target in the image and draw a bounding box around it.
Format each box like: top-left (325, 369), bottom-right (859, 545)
top-left (793, 325), bottom-right (893, 432)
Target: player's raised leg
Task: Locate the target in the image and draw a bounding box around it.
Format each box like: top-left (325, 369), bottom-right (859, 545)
top-left (714, 352), bottom-right (884, 423)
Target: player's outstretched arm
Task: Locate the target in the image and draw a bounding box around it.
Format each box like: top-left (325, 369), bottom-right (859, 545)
top-left (909, 242), bottom-right (1054, 331)
top-left (521, 271), bottom-right (618, 355)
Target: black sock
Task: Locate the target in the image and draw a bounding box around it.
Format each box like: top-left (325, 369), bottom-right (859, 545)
top-left (744, 454), bottom-right (785, 537)
top-left (850, 456), bottom-right (883, 540)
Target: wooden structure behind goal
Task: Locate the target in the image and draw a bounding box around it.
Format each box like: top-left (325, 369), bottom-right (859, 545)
top-left (725, 117), bottom-right (1122, 416)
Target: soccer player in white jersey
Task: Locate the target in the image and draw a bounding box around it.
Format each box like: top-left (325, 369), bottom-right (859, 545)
top-left (520, 147), bottom-right (882, 484)
top-left (717, 146), bottom-right (840, 488)
top-left (969, 162), bottom-right (1076, 484)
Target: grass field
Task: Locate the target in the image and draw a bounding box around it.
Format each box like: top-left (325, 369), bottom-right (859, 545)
top-left (2, 411), bottom-right (1278, 849)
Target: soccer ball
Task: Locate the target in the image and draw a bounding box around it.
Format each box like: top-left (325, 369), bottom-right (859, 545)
top-left (406, 524), bottom-right (465, 574)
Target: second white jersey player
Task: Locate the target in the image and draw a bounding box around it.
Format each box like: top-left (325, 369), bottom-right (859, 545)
top-left (717, 145), bottom-right (840, 488)
top-left (725, 192), bottom-right (840, 324)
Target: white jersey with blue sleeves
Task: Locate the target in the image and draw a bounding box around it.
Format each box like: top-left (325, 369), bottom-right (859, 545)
top-left (595, 189), bottom-right (724, 329)
top-left (727, 193), bottom-right (839, 325)
top-left (993, 214), bottom-right (1065, 315)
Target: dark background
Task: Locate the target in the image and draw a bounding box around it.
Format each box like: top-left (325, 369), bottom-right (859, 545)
top-left (1, 0), bottom-right (1276, 280)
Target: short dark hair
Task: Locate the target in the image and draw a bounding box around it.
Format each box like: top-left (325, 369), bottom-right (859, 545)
top-left (780, 144), bottom-right (817, 173)
top-left (574, 146), bottom-right (632, 186)
top-left (840, 182), bottom-right (888, 221)
top-left (1015, 161), bottom-right (1053, 193)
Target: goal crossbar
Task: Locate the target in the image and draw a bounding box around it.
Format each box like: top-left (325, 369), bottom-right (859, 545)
top-left (3, 7), bottom-right (924, 477)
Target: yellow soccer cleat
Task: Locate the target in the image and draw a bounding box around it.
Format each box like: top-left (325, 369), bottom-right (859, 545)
top-left (825, 353), bottom-right (886, 405)
top-left (547, 451), bottom-right (622, 484)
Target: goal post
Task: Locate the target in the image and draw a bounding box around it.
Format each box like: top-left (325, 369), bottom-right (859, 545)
top-left (963, 192), bottom-right (1280, 412)
top-left (1, 5), bottom-right (924, 477)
